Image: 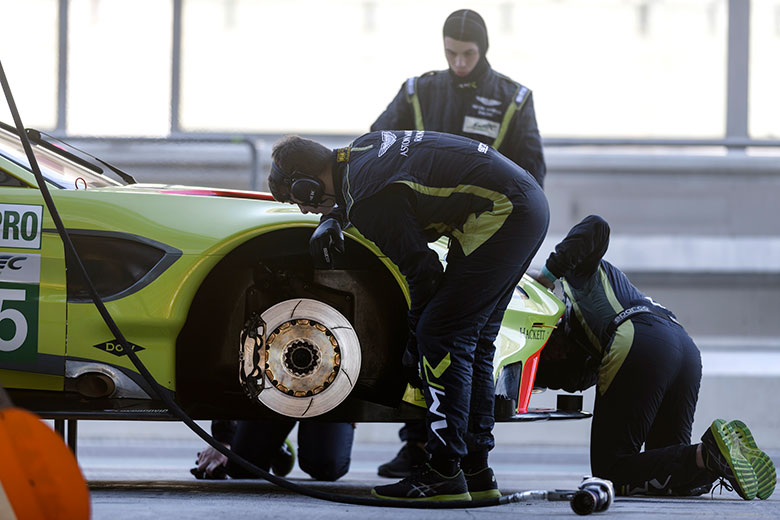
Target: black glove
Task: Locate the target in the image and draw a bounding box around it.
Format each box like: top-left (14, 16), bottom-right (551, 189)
top-left (401, 334), bottom-right (423, 388)
top-left (309, 218), bottom-right (345, 268)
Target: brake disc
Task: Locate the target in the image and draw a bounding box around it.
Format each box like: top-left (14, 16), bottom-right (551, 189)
top-left (240, 298), bottom-right (361, 418)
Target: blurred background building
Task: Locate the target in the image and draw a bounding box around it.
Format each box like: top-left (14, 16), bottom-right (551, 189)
top-left (1, 0), bottom-right (779, 448)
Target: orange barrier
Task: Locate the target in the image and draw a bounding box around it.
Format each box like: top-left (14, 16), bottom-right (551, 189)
top-left (0, 385), bottom-right (90, 520)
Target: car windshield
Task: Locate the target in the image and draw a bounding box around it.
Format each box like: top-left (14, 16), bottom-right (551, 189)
top-left (0, 125), bottom-right (122, 189)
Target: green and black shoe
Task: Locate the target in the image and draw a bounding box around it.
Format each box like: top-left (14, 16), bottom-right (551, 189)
top-left (726, 420), bottom-right (776, 500)
top-left (701, 419), bottom-right (758, 500)
top-left (465, 467), bottom-right (501, 500)
top-left (371, 463), bottom-right (471, 501)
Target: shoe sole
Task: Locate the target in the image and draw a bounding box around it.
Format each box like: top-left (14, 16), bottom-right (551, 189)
top-left (465, 468), bottom-right (501, 500)
top-left (371, 489), bottom-right (472, 502)
top-left (710, 419), bottom-right (758, 500)
top-left (468, 489), bottom-right (502, 500)
top-left (726, 420), bottom-right (776, 500)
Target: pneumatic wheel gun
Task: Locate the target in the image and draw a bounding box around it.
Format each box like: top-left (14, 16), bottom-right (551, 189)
top-left (570, 476), bottom-right (615, 515)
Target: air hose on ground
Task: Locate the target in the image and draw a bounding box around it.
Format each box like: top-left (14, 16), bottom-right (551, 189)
top-left (0, 60), bottom-right (566, 510)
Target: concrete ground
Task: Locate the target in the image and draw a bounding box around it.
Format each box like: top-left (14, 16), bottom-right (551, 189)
top-left (78, 426), bottom-right (779, 520)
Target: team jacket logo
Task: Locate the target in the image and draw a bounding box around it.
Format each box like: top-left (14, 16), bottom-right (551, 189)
top-left (94, 339), bottom-right (145, 357)
top-left (0, 204), bottom-right (43, 249)
top-left (378, 131), bottom-right (397, 157)
top-left (476, 96), bottom-right (501, 107)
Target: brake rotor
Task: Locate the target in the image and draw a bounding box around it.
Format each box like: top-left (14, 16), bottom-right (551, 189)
top-left (241, 298), bottom-right (360, 418)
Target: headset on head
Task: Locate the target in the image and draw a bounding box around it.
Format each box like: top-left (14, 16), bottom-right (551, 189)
top-left (271, 161), bottom-right (325, 205)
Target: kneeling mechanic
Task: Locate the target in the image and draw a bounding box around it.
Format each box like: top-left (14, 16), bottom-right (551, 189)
top-left (533, 215), bottom-right (776, 500)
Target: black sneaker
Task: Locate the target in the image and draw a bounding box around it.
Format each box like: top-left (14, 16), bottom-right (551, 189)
top-left (377, 443), bottom-right (429, 478)
top-left (701, 419), bottom-right (758, 500)
top-left (271, 438), bottom-right (296, 477)
top-left (726, 420), bottom-right (776, 500)
top-left (464, 467), bottom-right (501, 499)
top-left (371, 463), bottom-right (471, 501)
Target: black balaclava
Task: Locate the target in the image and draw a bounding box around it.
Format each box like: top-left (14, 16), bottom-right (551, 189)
top-left (442, 9), bottom-right (490, 85)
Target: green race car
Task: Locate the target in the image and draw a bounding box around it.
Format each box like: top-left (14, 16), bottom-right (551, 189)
top-left (0, 121), bottom-right (585, 424)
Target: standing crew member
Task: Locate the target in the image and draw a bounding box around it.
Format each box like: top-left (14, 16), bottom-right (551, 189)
top-left (373, 9), bottom-right (545, 187)
top-left (268, 130), bottom-right (549, 501)
top-left (371, 9), bottom-right (546, 477)
top-left (532, 215), bottom-right (776, 500)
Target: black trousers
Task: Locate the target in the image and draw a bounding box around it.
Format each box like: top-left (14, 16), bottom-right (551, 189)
top-left (590, 315), bottom-right (713, 495)
top-left (414, 187), bottom-right (549, 462)
top-left (224, 419), bottom-right (354, 482)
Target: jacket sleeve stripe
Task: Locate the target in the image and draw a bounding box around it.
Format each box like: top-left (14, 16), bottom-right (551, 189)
top-left (493, 85), bottom-right (530, 150)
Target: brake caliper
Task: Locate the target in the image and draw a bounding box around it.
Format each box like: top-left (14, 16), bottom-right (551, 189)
top-left (239, 312), bottom-right (266, 400)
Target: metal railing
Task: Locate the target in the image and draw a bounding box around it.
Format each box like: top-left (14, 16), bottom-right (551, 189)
top-left (57, 131), bottom-right (780, 195)
top-left (64, 134), bottom-right (263, 190)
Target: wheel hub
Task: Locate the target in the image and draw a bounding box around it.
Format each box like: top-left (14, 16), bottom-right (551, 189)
top-left (264, 319), bottom-right (341, 397)
top-left (285, 339), bottom-right (320, 376)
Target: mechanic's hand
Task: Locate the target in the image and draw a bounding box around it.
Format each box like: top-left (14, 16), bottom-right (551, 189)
top-left (191, 445), bottom-right (229, 479)
top-left (402, 335), bottom-right (423, 388)
top-left (309, 218), bottom-right (345, 268)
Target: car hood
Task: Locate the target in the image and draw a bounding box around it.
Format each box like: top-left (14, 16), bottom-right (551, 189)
top-left (99, 183), bottom-right (277, 201)
top-left (44, 182), bottom-right (320, 256)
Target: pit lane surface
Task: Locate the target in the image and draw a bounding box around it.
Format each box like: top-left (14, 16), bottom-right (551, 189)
top-left (81, 432), bottom-right (779, 519)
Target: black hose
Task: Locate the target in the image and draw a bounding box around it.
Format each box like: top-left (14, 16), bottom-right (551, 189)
top-left (0, 61), bottom-right (509, 509)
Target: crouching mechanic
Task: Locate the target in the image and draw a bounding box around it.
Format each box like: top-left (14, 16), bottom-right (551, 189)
top-left (532, 215), bottom-right (776, 500)
top-left (268, 130), bottom-right (549, 501)
top-left (192, 419), bottom-right (354, 481)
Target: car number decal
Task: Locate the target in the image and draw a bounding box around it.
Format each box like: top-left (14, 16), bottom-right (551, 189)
top-left (0, 252), bottom-right (40, 363)
top-left (0, 204), bottom-right (43, 249)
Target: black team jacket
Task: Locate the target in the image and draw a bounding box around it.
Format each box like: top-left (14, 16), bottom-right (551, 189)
top-left (331, 130), bottom-right (540, 328)
top-left (371, 62), bottom-right (546, 188)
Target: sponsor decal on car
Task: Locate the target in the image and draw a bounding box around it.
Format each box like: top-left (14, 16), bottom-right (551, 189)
top-left (0, 253), bottom-right (40, 282)
top-left (93, 339), bottom-right (145, 357)
top-left (0, 204), bottom-right (43, 249)
top-left (0, 252), bottom-right (40, 363)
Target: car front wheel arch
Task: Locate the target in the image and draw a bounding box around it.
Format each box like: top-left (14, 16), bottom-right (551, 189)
top-left (175, 227), bottom-right (408, 419)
